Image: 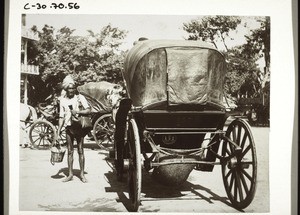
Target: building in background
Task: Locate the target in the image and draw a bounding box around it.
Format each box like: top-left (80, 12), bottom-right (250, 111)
top-left (21, 14), bottom-right (39, 104)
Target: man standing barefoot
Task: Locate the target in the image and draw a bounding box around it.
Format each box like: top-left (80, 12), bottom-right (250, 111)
top-left (57, 77), bottom-right (91, 183)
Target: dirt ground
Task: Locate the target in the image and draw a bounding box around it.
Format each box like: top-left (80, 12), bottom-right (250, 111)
top-left (19, 127), bottom-right (269, 213)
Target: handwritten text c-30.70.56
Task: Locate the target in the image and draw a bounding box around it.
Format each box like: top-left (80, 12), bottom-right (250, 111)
top-left (24, 3), bottom-right (80, 10)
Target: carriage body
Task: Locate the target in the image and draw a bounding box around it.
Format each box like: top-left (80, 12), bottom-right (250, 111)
top-left (123, 40), bottom-right (227, 153)
top-left (114, 40), bottom-right (257, 211)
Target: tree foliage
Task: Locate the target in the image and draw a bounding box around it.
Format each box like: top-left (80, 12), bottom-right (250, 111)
top-left (243, 17), bottom-right (270, 92)
top-left (223, 46), bottom-right (261, 97)
top-left (25, 24), bottom-right (127, 105)
top-left (183, 16), bottom-right (241, 51)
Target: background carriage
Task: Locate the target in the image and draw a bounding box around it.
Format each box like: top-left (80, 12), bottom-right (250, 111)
top-left (113, 40), bottom-right (257, 211)
top-left (28, 97), bottom-right (65, 149)
top-left (77, 81), bottom-right (122, 149)
top-left (28, 81), bottom-right (121, 150)
top-left (235, 92), bottom-right (270, 126)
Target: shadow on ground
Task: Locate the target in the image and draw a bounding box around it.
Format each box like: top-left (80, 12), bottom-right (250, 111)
top-left (39, 151), bottom-right (242, 212)
top-left (103, 157), bottom-right (241, 212)
top-left (51, 168), bottom-right (88, 180)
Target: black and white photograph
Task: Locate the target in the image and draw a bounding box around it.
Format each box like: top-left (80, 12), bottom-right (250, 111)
top-left (5, 0), bottom-right (296, 214)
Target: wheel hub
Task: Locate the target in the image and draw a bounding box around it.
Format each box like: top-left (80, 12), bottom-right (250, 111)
top-left (227, 157), bottom-right (250, 169)
top-left (227, 157), bottom-right (238, 169)
top-left (123, 159), bottom-right (130, 170)
top-left (39, 132), bottom-right (46, 138)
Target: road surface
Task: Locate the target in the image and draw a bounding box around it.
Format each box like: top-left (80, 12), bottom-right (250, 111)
top-left (19, 127), bottom-right (269, 213)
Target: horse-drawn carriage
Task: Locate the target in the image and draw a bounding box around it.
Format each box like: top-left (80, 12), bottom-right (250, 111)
top-left (28, 81), bottom-right (121, 150)
top-left (77, 81), bottom-right (122, 148)
top-left (113, 40), bottom-right (257, 211)
top-left (236, 93), bottom-right (270, 126)
top-left (28, 97), bottom-right (65, 149)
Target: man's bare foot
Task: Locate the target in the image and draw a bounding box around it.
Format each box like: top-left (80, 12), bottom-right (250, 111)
top-left (62, 175), bottom-right (73, 182)
top-left (80, 175), bottom-right (87, 183)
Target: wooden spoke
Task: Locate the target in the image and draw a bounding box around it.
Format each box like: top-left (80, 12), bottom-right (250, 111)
top-left (228, 134), bottom-right (235, 153)
top-left (225, 169), bottom-right (233, 180)
top-left (241, 168), bottom-right (253, 182)
top-left (240, 171), bottom-right (249, 195)
top-left (234, 175), bottom-right (238, 202)
top-left (38, 138), bottom-right (42, 147)
top-left (240, 133), bottom-right (248, 150)
top-left (232, 126), bottom-right (237, 142)
top-left (237, 125), bottom-right (242, 144)
top-left (241, 145), bottom-right (251, 158)
top-left (236, 171), bottom-right (244, 202)
top-left (229, 170), bottom-right (235, 192)
top-left (225, 146), bottom-right (232, 155)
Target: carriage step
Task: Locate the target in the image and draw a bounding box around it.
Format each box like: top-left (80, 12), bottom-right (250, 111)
top-left (194, 164), bottom-right (214, 172)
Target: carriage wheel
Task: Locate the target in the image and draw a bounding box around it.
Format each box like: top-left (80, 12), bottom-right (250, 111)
top-left (126, 119), bottom-right (141, 212)
top-left (29, 120), bottom-right (57, 150)
top-left (55, 125), bottom-right (66, 146)
top-left (93, 114), bottom-right (114, 149)
top-left (221, 118), bottom-right (257, 209)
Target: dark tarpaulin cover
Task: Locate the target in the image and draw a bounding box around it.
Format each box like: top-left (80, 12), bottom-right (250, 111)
top-left (124, 40), bottom-right (216, 89)
top-left (129, 48), bottom-right (167, 106)
top-left (167, 48), bottom-right (225, 105)
top-left (123, 40), bottom-right (226, 107)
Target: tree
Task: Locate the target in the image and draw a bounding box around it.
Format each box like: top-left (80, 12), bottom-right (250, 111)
top-left (25, 24), bottom-right (127, 105)
top-left (24, 25), bottom-right (59, 105)
top-left (240, 17), bottom-right (270, 125)
top-left (78, 25), bottom-right (128, 84)
top-left (243, 17), bottom-right (270, 92)
top-left (224, 46), bottom-right (261, 97)
top-left (183, 16), bottom-right (241, 51)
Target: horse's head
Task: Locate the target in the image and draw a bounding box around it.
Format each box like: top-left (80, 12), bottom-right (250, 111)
top-left (105, 85), bottom-right (124, 108)
top-left (105, 86), bottom-right (125, 123)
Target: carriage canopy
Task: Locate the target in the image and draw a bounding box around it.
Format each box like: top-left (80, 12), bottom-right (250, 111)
top-left (77, 81), bottom-right (121, 112)
top-left (123, 40), bottom-right (226, 107)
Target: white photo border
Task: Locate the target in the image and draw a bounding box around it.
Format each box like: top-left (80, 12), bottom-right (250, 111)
top-left (5, 0), bottom-right (296, 214)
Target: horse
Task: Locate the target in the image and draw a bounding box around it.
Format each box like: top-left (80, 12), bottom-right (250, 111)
top-left (20, 103), bottom-right (38, 147)
top-left (105, 86), bottom-right (125, 122)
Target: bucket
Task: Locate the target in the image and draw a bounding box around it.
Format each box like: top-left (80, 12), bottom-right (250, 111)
top-left (50, 147), bottom-right (66, 165)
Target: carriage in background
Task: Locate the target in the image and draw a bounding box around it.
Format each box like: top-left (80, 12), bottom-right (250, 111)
top-left (28, 96), bottom-right (65, 149)
top-left (28, 81), bottom-right (122, 150)
top-left (113, 40), bottom-right (257, 211)
top-left (77, 81), bottom-right (123, 148)
top-left (236, 92), bottom-right (270, 126)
